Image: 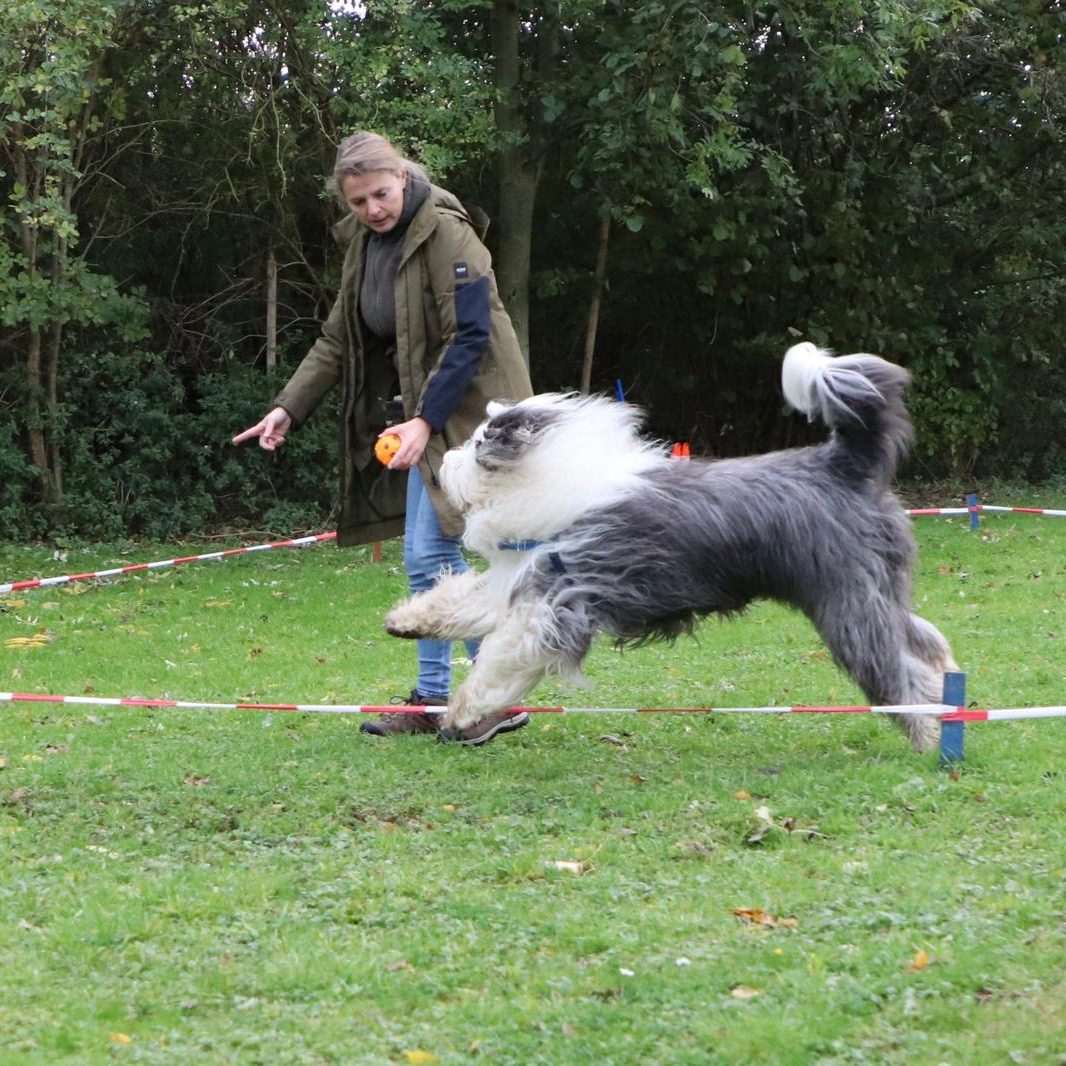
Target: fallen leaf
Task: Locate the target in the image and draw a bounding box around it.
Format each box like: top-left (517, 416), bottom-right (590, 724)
top-left (5, 630), bottom-right (55, 650)
top-left (600, 734), bottom-right (627, 747)
top-left (745, 826), bottom-right (774, 845)
top-left (628, 773), bottom-right (645, 785)
top-left (108, 1032), bottom-right (133, 1045)
top-left (908, 949), bottom-right (931, 972)
top-left (731, 907), bottom-right (799, 930)
top-left (404, 1052), bottom-right (439, 1065)
top-left (730, 985), bottom-right (761, 1000)
top-left (674, 840), bottom-right (715, 858)
top-left (732, 907), bottom-right (775, 927)
top-left (551, 860), bottom-right (589, 875)
top-left (183, 774), bottom-right (210, 787)
top-left (734, 789), bottom-right (751, 801)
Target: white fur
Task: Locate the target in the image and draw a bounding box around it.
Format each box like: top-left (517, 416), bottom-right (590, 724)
top-left (385, 360), bottom-right (953, 751)
top-left (781, 342), bottom-right (835, 413)
top-left (441, 392), bottom-right (667, 557)
top-left (782, 342), bottom-right (884, 424)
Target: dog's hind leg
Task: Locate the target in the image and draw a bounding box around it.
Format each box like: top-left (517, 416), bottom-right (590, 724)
top-left (439, 598), bottom-right (593, 734)
top-left (812, 596), bottom-right (946, 753)
top-left (895, 613), bottom-right (959, 752)
top-left (384, 570), bottom-right (501, 642)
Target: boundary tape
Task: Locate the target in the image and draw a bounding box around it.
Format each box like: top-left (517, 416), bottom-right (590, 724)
top-left (2, 500), bottom-right (1065, 595)
top-left (0, 533), bottom-right (336, 595)
top-left (4, 691), bottom-right (1064, 721)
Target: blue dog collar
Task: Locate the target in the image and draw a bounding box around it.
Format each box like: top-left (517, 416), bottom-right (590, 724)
top-left (497, 538), bottom-right (566, 574)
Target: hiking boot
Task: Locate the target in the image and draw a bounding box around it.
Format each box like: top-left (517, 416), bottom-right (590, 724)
top-left (438, 709), bottom-right (530, 747)
top-left (359, 690), bottom-right (447, 737)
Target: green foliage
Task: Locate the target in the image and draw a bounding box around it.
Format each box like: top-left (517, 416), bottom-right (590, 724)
top-left (2, 0), bottom-right (1066, 538)
top-left (525, 1), bottom-right (1066, 474)
top-left (320, 0), bottom-right (495, 176)
top-left (56, 351), bottom-right (337, 540)
top-left (0, 0), bottom-right (130, 307)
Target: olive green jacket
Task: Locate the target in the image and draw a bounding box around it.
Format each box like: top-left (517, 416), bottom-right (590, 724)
top-left (273, 186), bottom-right (532, 545)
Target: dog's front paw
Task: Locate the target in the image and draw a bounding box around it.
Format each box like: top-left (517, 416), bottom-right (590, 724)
top-left (383, 600), bottom-right (427, 639)
top-left (437, 706), bottom-right (478, 742)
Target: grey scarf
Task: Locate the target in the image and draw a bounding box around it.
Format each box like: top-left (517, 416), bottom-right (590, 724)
top-left (359, 165), bottom-right (432, 342)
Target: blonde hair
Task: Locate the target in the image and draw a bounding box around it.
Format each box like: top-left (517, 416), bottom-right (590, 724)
top-left (332, 131), bottom-right (407, 203)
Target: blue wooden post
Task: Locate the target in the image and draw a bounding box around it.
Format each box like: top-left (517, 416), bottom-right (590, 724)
top-left (940, 670), bottom-right (966, 764)
top-left (967, 492), bottom-right (980, 530)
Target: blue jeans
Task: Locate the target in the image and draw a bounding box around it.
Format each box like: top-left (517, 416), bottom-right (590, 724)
top-left (404, 466), bottom-right (479, 698)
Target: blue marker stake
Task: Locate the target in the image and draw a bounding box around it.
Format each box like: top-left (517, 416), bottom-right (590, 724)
top-left (940, 670), bottom-right (966, 764)
top-left (967, 492), bottom-right (980, 530)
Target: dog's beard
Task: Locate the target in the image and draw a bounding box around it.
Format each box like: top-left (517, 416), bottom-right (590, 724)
top-left (439, 443), bottom-right (480, 515)
top-left (440, 393), bottom-right (666, 555)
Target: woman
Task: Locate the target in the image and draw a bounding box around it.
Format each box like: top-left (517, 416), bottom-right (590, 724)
top-left (233, 131), bottom-right (533, 746)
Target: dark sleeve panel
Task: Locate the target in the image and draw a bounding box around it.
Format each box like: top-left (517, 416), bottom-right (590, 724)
top-left (419, 275), bottom-right (491, 431)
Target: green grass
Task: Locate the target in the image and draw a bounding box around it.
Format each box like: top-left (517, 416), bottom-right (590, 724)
top-left (1, 505), bottom-right (1065, 1065)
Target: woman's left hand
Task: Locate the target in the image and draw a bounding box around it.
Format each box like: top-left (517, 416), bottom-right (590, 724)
top-left (382, 416), bottom-right (432, 470)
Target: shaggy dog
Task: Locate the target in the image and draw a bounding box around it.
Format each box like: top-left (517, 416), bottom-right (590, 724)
top-left (385, 343), bottom-right (957, 751)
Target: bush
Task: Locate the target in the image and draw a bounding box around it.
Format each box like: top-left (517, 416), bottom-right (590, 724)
top-left (0, 345), bottom-right (340, 541)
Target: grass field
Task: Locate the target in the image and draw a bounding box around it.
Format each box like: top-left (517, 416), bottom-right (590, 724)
top-left (1, 500), bottom-right (1065, 1064)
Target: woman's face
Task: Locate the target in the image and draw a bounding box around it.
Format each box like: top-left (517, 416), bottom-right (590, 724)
top-left (340, 170), bottom-right (406, 233)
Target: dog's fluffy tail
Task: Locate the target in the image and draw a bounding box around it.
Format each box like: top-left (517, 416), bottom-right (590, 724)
top-left (782, 342), bottom-right (914, 485)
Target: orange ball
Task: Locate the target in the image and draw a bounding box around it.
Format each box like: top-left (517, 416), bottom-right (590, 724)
top-left (374, 433), bottom-right (402, 466)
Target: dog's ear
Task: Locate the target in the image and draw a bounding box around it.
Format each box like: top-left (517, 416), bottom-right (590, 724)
top-left (475, 405), bottom-right (560, 469)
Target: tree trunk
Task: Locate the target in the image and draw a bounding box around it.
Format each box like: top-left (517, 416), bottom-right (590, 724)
top-left (266, 249), bottom-right (278, 374)
top-left (16, 157), bottom-right (57, 502)
top-left (490, 0), bottom-right (543, 364)
top-left (580, 214), bottom-right (611, 394)
top-left (46, 320), bottom-right (63, 503)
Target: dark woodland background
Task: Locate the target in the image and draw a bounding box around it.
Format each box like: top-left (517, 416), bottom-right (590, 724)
top-left (2, 1), bottom-right (1064, 538)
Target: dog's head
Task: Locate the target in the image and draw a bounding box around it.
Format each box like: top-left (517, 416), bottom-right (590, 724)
top-left (440, 393), bottom-right (659, 537)
top-left (473, 398), bottom-right (567, 470)
top-left (440, 397), bottom-right (567, 515)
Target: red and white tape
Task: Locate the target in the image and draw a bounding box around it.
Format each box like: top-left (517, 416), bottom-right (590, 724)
top-left (0, 532), bottom-right (337, 595)
top-left (1, 690), bottom-right (1063, 721)
top-left (2, 502), bottom-right (1064, 597)
top-left (905, 505), bottom-right (1066, 518)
